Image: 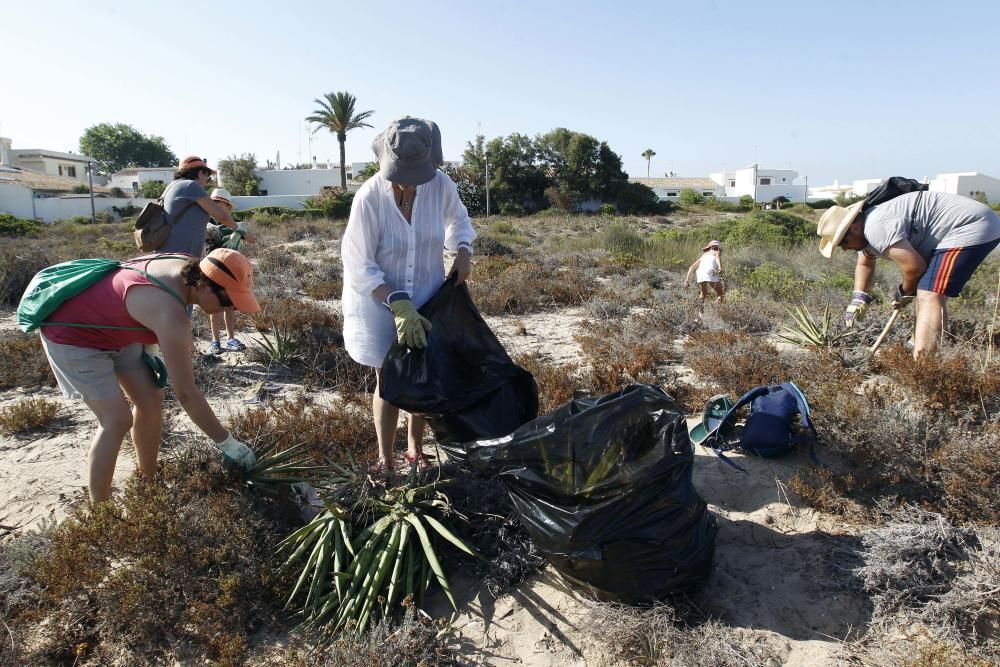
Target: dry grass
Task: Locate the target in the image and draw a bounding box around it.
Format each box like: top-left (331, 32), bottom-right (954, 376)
top-left (683, 331), bottom-right (788, 395)
top-left (0, 396), bottom-right (59, 435)
top-left (513, 352), bottom-right (580, 416)
top-left (877, 344), bottom-right (1000, 414)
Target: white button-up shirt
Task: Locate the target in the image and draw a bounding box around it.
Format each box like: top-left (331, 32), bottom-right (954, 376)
top-left (341, 171), bottom-right (476, 367)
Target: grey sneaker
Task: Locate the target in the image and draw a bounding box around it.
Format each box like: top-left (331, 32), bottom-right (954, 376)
top-left (226, 338), bottom-right (246, 351)
top-left (208, 340), bottom-right (222, 355)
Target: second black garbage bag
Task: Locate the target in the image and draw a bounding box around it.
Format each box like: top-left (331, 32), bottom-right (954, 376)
top-left (379, 275), bottom-right (539, 462)
top-left (478, 384), bottom-right (717, 602)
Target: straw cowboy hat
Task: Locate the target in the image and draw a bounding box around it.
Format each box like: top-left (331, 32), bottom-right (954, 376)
top-left (372, 117), bottom-right (443, 186)
top-left (702, 240), bottom-right (722, 251)
top-left (816, 201), bottom-right (864, 258)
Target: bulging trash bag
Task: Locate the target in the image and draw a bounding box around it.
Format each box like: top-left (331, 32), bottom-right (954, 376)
top-left (380, 276), bottom-right (538, 463)
top-left (477, 384), bottom-right (717, 602)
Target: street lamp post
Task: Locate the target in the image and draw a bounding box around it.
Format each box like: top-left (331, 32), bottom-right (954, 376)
top-left (484, 142), bottom-right (490, 219)
top-left (87, 161), bottom-right (96, 225)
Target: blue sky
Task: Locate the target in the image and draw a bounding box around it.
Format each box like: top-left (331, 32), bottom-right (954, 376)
top-left (4, 0), bottom-right (998, 184)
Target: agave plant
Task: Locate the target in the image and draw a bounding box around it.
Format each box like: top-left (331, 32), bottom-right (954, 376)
top-left (778, 303), bottom-right (857, 348)
top-left (279, 465), bottom-right (480, 634)
top-left (251, 324), bottom-right (301, 365)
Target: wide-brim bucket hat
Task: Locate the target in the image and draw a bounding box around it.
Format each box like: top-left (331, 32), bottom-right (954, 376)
top-left (817, 201), bottom-right (864, 258)
top-left (210, 187), bottom-right (233, 207)
top-left (372, 116), bottom-right (443, 186)
top-left (200, 248), bottom-right (259, 313)
top-left (702, 240), bottom-right (722, 251)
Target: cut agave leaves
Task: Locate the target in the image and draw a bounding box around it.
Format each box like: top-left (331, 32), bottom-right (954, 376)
top-left (281, 477), bottom-right (482, 635)
top-left (778, 303), bottom-right (857, 348)
top-left (244, 442), bottom-right (345, 494)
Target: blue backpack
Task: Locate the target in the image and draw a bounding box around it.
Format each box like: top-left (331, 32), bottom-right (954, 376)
top-left (703, 382), bottom-right (817, 471)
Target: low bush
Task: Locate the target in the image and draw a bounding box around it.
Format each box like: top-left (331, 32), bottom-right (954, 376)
top-left (469, 261), bottom-right (596, 315)
top-left (472, 235), bottom-right (515, 257)
top-left (0, 247), bottom-right (49, 305)
top-left (876, 346), bottom-right (1000, 414)
top-left (0, 396), bottom-right (60, 434)
top-left (684, 331), bottom-right (788, 395)
top-left (603, 222), bottom-right (645, 256)
top-left (0, 212), bottom-right (42, 236)
top-left (229, 393), bottom-right (377, 467)
top-left (0, 335), bottom-right (56, 390)
top-left (577, 311), bottom-right (678, 396)
top-left (23, 454), bottom-right (289, 665)
top-left (678, 189), bottom-right (704, 205)
top-left (305, 187), bottom-right (354, 219)
top-left (514, 352), bottom-right (580, 415)
top-left (742, 261), bottom-right (807, 300)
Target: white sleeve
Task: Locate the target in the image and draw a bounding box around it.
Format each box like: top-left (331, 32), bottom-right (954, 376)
top-left (441, 174), bottom-right (476, 251)
top-left (341, 187), bottom-right (387, 297)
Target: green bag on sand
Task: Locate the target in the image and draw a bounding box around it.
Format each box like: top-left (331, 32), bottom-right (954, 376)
top-left (17, 255), bottom-right (187, 333)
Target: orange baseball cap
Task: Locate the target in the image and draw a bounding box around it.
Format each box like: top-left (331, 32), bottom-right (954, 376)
top-left (179, 155), bottom-right (217, 175)
top-left (199, 249), bottom-right (259, 313)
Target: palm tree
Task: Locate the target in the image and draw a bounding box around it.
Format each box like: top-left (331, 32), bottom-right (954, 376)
top-left (641, 149), bottom-right (656, 177)
top-left (306, 91), bottom-right (375, 188)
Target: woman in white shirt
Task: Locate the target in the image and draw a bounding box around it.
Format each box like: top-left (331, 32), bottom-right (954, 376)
top-left (341, 117), bottom-right (476, 474)
top-left (684, 240), bottom-right (725, 304)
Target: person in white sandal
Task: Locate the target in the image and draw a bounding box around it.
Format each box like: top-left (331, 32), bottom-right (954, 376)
top-left (206, 188), bottom-right (248, 353)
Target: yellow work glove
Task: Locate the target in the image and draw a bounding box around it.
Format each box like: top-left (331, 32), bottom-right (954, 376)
top-left (388, 298), bottom-right (432, 348)
top-left (844, 291), bottom-right (873, 328)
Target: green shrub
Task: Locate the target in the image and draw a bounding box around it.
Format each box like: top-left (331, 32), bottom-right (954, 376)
top-left (0, 213), bottom-right (42, 236)
top-left (742, 261), bottom-right (807, 300)
top-left (499, 202), bottom-right (525, 216)
top-left (603, 222), bottom-right (645, 256)
top-left (0, 397), bottom-right (60, 435)
top-left (808, 199), bottom-right (836, 209)
top-left (304, 186), bottom-right (354, 219)
top-left (112, 203), bottom-right (141, 217)
top-left (679, 189), bottom-right (704, 205)
top-left (491, 220), bottom-right (519, 235)
top-left (137, 180), bottom-right (166, 199)
top-left (600, 203), bottom-right (616, 216)
top-left (232, 206), bottom-right (316, 222)
top-left (739, 194), bottom-right (755, 208)
top-left (71, 184), bottom-right (90, 194)
top-left (109, 186), bottom-right (126, 198)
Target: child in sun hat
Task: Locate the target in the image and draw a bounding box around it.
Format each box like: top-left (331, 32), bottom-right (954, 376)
top-left (205, 187), bottom-right (248, 353)
top-left (684, 240), bottom-right (726, 304)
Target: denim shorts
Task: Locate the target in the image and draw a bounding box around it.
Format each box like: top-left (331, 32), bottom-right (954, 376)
top-left (39, 334), bottom-right (145, 401)
top-left (918, 238), bottom-right (1000, 297)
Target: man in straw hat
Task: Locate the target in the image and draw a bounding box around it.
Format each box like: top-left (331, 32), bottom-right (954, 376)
top-left (817, 190), bottom-right (1000, 358)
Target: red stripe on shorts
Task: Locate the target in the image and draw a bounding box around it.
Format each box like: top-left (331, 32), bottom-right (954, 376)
top-left (933, 248), bottom-right (960, 293)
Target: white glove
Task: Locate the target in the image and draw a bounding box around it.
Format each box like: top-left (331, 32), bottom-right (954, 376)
top-left (214, 432), bottom-right (256, 471)
top-left (236, 221), bottom-right (248, 235)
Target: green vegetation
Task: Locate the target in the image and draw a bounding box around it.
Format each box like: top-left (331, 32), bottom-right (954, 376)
top-left (79, 122), bottom-right (176, 175)
top-left (218, 153), bottom-right (261, 196)
top-left (0, 213), bottom-right (42, 236)
top-left (137, 179), bottom-right (166, 198)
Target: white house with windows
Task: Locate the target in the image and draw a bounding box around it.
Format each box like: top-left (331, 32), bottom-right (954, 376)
top-left (254, 167), bottom-right (345, 196)
top-left (109, 167), bottom-right (175, 194)
top-left (709, 165), bottom-right (807, 203)
top-left (930, 172), bottom-right (1000, 203)
top-left (630, 177), bottom-right (725, 201)
top-left (0, 137), bottom-right (97, 184)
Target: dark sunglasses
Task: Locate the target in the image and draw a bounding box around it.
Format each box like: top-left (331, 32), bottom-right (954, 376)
top-left (210, 283), bottom-right (233, 308)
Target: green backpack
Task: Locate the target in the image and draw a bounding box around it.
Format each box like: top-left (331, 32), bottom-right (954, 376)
top-left (16, 256), bottom-right (188, 388)
top-left (17, 256), bottom-right (187, 333)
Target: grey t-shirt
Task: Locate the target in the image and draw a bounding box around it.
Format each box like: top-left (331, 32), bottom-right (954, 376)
top-left (159, 179), bottom-right (211, 258)
top-left (863, 191), bottom-right (1000, 260)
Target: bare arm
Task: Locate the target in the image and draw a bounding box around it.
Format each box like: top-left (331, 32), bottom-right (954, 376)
top-left (884, 240), bottom-right (927, 295)
top-left (853, 252), bottom-right (878, 293)
top-left (127, 286), bottom-right (228, 442)
top-left (685, 259), bottom-right (700, 282)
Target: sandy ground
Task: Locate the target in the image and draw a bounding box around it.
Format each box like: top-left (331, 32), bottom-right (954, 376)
top-left (0, 302), bottom-right (865, 666)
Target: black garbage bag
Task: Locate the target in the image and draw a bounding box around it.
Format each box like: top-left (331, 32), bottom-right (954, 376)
top-left (380, 276), bottom-right (539, 463)
top-left (476, 384), bottom-right (717, 602)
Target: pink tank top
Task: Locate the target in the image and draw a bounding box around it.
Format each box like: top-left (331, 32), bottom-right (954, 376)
top-left (41, 257), bottom-right (188, 350)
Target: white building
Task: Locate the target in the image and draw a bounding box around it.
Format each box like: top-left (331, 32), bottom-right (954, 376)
top-left (630, 177), bottom-right (725, 201)
top-left (109, 167), bottom-right (176, 194)
top-left (709, 165), bottom-right (807, 203)
top-left (0, 137), bottom-right (97, 184)
top-left (254, 167), bottom-right (345, 196)
top-left (930, 172), bottom-right (1000, 203)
